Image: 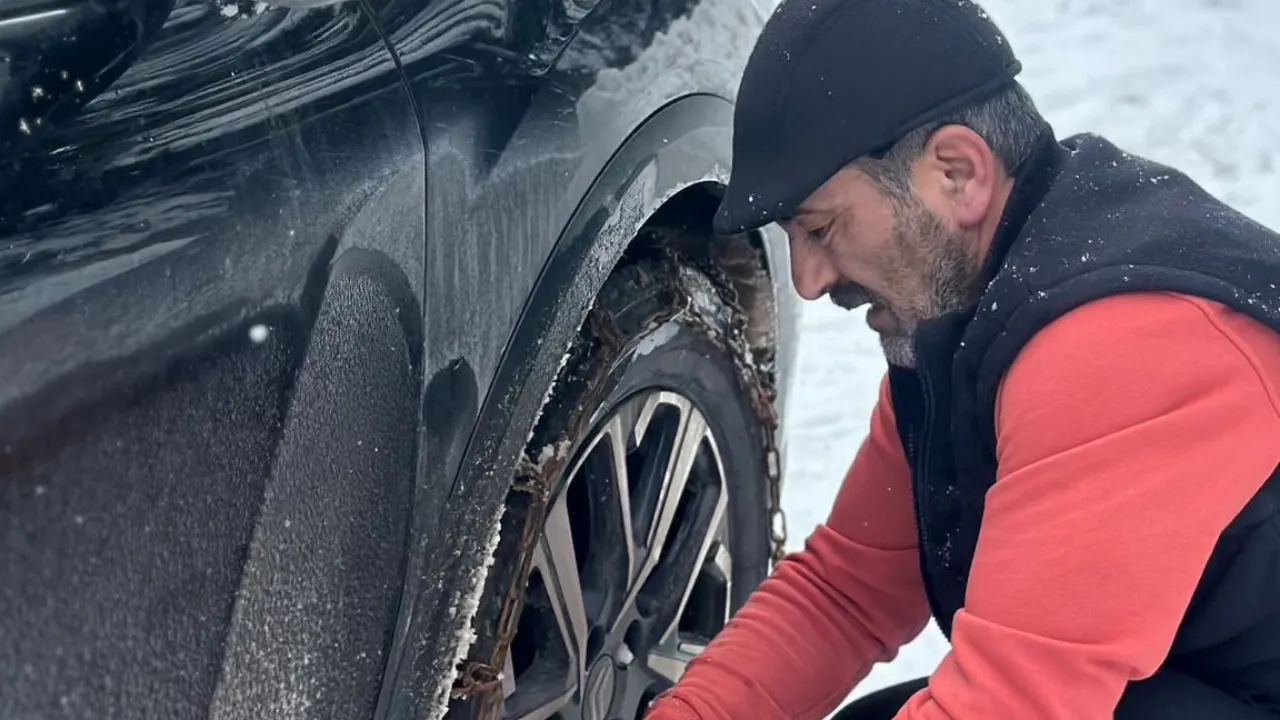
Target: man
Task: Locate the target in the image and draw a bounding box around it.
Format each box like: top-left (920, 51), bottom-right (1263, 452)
top-left (644, 1), bottom-right (1280, 718)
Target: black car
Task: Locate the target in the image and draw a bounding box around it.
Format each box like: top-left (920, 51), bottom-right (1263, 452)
top-left (0, 0), bottom-right (802, 717)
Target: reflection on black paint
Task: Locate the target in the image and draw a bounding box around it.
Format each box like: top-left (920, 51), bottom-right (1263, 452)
top-left (0, 0), bottom-right (774, 712)
top-left (0, 0), bottom-right (421, 425)
top-left (423, 356), bottom-right (480, 491)
top-left (0, 0), bottom-right (404, 316)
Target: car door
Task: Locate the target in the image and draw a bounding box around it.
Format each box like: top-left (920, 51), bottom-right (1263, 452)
top-left (0, 1), bottom-right (428, 716)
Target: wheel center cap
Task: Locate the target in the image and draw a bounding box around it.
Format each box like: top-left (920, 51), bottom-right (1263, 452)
top-left (583, 654), bottom-right (616, 720)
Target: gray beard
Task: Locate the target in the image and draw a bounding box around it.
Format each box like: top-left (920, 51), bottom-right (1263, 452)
top-left (874, 205), bottom-right (982, 369)
top-left (880, 334), bottom-right (918, 368)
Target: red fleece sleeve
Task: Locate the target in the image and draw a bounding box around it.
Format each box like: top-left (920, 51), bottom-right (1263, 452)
top-left (895, 292), bottom-right (1280, 719)
top-left (645, 374), bottom-right (931, 720)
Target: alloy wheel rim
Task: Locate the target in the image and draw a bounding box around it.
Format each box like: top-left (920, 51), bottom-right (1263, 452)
top-left (501, 389), bottom-right (733, 720)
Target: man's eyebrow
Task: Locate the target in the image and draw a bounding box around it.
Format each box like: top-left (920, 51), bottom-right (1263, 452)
top-left (792, 206), bottom-right (825, 222)
top-left (794, 203), bottom-right (841, 224)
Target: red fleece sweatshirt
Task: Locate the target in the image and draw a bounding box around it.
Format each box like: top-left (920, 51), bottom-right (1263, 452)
top-left (644, 291), bottom-right (1280, 720)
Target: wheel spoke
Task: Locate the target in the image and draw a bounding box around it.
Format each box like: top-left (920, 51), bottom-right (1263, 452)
top-left (634, 392), bottom-right (705, 590)
top-left (503, 687), bottom-right (572, 720)
top-left (601, 415), bottom-right (637, 587)
top-left (712, 539), bottom-right (733, 620)
top-left (532, 496), bottom-right (589, 685)
top-left (659, 492), bottom-right (728, 647)
top-left (645, 640), bottom-right (705, 685)
top-left (502, 652), bottom-right (516, 699)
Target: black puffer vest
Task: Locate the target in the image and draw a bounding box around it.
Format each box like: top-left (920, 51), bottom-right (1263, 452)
top-left (893, 129), bottom-right (1280, 708)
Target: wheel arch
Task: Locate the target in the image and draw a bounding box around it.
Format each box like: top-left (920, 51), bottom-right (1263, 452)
top-left (453, 91), bottom-right (789, 516)
top-left (453, 91), bottom-right (795, 522)
top-left (381, 92), bottom-right (796, 719)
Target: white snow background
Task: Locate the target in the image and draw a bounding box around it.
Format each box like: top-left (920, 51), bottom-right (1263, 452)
top-left (776, 0), bottom-right (1280, 712)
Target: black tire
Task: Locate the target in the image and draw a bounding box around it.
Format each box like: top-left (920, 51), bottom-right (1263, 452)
top-left (451, 258), bottom-right (772, 720)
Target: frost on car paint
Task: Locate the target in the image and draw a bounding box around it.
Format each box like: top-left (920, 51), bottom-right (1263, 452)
top-left (426, 500), bottom-right (507, 720)
top-left (573, 0), bottom-right (761, 131)
top-left (216, 1), bottom-right (271, 18)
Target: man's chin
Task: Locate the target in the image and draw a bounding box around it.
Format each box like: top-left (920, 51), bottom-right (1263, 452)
top-left (866, 303), bottom-right (895, 334)
top-left (879, 335), bottom-right (917, 368)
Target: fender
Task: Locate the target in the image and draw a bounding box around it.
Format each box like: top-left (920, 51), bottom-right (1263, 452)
top-left (375, 91), bottom-right (786, 720)
top-left (455, 92), bottom-right (742, 509)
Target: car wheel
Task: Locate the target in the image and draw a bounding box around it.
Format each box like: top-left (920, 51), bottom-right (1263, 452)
top-left (451, 258), bottom-right (774, 720)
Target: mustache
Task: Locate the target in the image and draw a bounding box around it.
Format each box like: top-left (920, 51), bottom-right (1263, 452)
top-left (828, 282), bottom-right (877, 311)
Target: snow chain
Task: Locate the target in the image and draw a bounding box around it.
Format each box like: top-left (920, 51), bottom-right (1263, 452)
top-left (665, 253), bottom-right (789, 568)
top-left (453, 251), bottom-right (791, 713)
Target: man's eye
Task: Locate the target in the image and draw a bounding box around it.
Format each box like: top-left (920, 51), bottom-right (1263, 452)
top-left (813, 223), bottom-right (833, 245)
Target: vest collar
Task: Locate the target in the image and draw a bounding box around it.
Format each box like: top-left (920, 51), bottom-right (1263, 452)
top-left (978, 123), bottom-right (1065, 290)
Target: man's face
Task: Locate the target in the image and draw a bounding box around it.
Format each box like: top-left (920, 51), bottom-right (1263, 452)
top-left (780, 127), bottom-right (1006, 367)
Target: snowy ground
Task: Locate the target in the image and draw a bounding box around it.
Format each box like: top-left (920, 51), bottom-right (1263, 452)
top-left (778, 0), bottom-right (1280, 710)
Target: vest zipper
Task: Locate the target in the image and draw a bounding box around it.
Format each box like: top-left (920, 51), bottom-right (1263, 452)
top-left (891, 364), bottom-right (947, 629)
top-left (914, 363), bottom-right (946, 627)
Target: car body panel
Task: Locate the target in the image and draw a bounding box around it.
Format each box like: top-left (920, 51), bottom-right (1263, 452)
top-left (0, 0), bottom-right (799, 715)
top-left (0, 0), bottom-right (424, 435)
top-left (0, 3), bottom-right (429, 717)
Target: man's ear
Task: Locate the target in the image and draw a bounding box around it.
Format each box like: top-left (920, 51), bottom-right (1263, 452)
top-left (915, 124), bottom-right (998, 229)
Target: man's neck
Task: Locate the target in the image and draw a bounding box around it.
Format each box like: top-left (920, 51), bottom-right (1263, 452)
top-left (973, 127), bottom-right (1064, 287)
top-left (974, 177), bottom-right (1016, 266)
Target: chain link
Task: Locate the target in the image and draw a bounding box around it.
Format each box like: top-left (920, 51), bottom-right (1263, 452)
top-left (767, 450), bottom-right (788, 567)
top-left (756, 410), bottom-right (787, 568)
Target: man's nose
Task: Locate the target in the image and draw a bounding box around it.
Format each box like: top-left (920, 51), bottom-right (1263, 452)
top-left (788, 236), bottom-right (836, 301)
